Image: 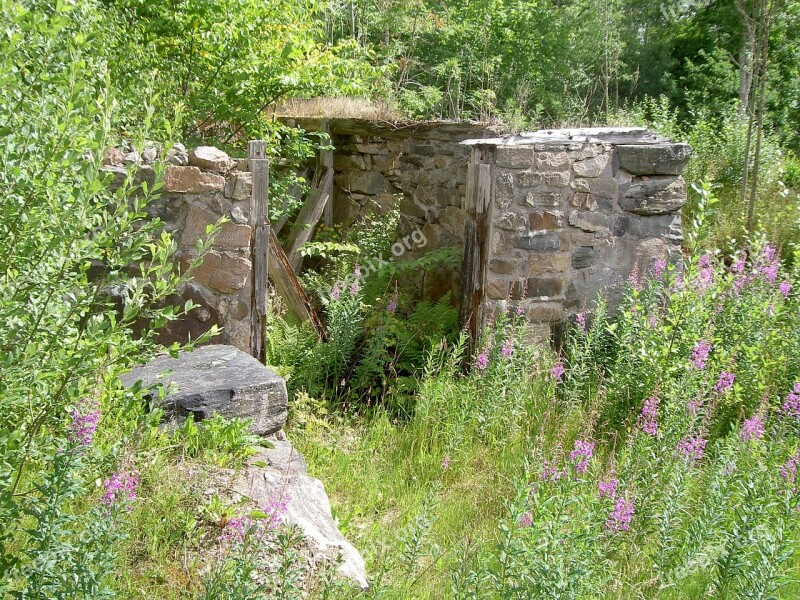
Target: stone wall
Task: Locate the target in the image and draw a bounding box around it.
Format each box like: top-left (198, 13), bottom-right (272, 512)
top-left (103, 144), bottom-right (256, 351)
top-left (462, 128), bottom-right (691, 339)
top-left (290, 118), bottom-right (502, 299)
top-left (102, 123), bottom-right (690, 353)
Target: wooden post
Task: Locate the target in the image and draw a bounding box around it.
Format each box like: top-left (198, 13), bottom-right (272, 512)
top-left (248, 140), bottom-right (269, 362)
top-left (458, 147), bottom-right (492, 359)
top-left (319, 118), bottom-right (334, 226)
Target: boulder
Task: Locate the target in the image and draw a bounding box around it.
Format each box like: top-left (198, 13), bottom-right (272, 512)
top-left (616, 143), bottom-right (691, 175)
top-left (213, 435), bottom-right (369, 589)
top-left (121, 345), bottom-right (287, 436)
top-left (189, 146), bottom-right (234, 173)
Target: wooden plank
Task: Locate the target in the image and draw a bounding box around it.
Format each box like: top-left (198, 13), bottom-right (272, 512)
top-left (285, 166), bottom-right (334, 272)
top-left (248, 140), bottom-right (269, 362)
top-left (268, 228), bottom-right (325, 339)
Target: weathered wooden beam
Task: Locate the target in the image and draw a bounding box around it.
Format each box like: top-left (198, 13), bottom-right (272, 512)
top-left (248, 140), bottom-right (269, 363)
top-left (458, 148), bottom-right (492, 358)
top-left (285, 166), bottom-right (334, 272)
top-left (268, 227), bottom-right (325, 340)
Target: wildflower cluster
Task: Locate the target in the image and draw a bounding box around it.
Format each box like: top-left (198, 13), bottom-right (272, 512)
top-left (100, 470), bottom-right (138, 510)
top-left (638, 395), bottom-right (659, 435)
top-left (68, 399), bottom-right (100, 448)
top-left (780, 382), bottom-right (800, 417)
top-left (606, 497), bottom-right (634, 533)
top-left (569, 439), bottom-right (594, 474)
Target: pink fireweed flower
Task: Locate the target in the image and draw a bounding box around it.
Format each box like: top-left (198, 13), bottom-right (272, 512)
top-left (691, 340), bottom-right (711, 370)
top-left (647, 316), bottom-right (659, 329)
top-left (763, 263), bottom-right (780, 285)
top-left (714, 371), bottom-right (735, 395)
top-left (780, 281), bottom-right (792, 298)
top-left (598, 479), bottom-right (618, 500)
top-left (627, 265), bottom-right (643, 291)
top-left (780, 382), bottom-right (800, 417)
top-left (698, 267), bottom-right (714, 290)
top-left (740, 414), bottom-right (765, 443)
top-left (350, 280), bottom-right (361, 295)
top-left (638, 395), bottom-right (659, 435)
top-left (387, 293), bottom-right (398, 314)
top-left (699, 253), bottom-right (711, 268)
top-left (219, 517), bottom-right (249, 543)
top-left (781, 450), bottom-right (800, 491)
top-left (69, 402), bottom-right (100, 447)
top-left (687, 396), bottom-right (704, 418)
top-left (262, 491), bottom-right (290, 530)
top-left (100, 470), bottom-right (138, 510)
top-left (732, 259), bottom-right (746, 275)
top-left (676, 436), bottom-right (707, 465)
top-left (763, 245), bottom-right (777, 262)
top-left (518, 511), bottom-right (533, 528)
top-left (575, 311), bottom-right (587, 332)
top-left (331, 282), bottom-right (343, 300)
top-left (475, 351), bottom-right (489, 372)
top-left (501, 339), bottom-right (514, 360)
top-left (569, 439), bottom-right (595, 474)
top-left (653, 257), bottom-right (667, 280)
top-left (606, 497), bottom-right (634, 533)
top-left (541, 460), bottom-right (565, 483)
top-left (551, 361), bottom-right (564, 382)
top-left (441, 454), bottom-right (451, 470)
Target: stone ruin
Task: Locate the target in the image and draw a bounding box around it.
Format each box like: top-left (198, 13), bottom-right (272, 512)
top-left (102, 121), bottom-right (690, 351)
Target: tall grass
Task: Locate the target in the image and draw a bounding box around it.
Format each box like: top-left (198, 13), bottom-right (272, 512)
top-left (292, 236), bottom-right (800, 598)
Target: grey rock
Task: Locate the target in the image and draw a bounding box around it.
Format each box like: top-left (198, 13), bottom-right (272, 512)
top-left (123, 149), bottom-right (141, 166)
top-left (616, 143), bottom-right (691, 175)
top-left (120, 345), bottom-right (288, 435)
top-left (568, 211), bottom-right (609, 233)
top-left (515, 234), bottom-right (561, 252)
top-left (572, 153), bottom-right (612, 178)
top-left (142, 146), bottom-right (159, 164)
top-left (621, 176), bottom-right (687, 215)
top-left (625, 214), bottom-right (678, 239)
top-left (226, 447), bottom-right (369, 589)
top-left (223, 171), bottom-right (253, 201)
top-left (166, 143), bottom-right (189, 166)
top-left (572, 246), bottom-right (599, 269)
top-left (189, 146), bottom-right (234, 173)
top-left (229, 207), bottom-right (248, 225)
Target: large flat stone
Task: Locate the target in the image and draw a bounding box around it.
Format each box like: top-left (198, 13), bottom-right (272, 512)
top-left (121, 345), bottom-right (288, 435)
top-left (616, 143), bottom-right (691, 175)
